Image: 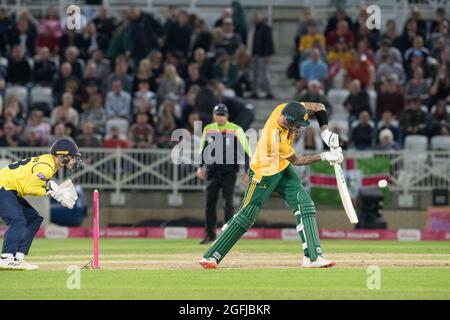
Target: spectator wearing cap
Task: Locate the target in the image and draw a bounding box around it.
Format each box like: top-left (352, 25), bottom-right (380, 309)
top-left (376, 129), bottom-right (400, 150)
top-left (375, 38), bottom-right (402, 66)
top-left (197, 103), bottom-right (250, 245)
top-left (299, 20), bottom-right (325, 54)
top-left (300, 48), bottom-right (328, 85)
top-left (377, 76), bottom-right (405, 119)
top-left (343, 79), bottom-right (372, 122)
top-left (405, 49), bottom-right (430, 80)
top-left (249, 12), bottom-right (275, 99)
top-left (399, 95), bottom-right (428, 138)
top-left (377, 51), bottom-right (406, 85)
top-left (352, 111), bottom-right (375, 150)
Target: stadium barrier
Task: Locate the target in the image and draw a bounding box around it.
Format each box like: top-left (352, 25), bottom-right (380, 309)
top-left (0, 147), bottom-right (449, 200)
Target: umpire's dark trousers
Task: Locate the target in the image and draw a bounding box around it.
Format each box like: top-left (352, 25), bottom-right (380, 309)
top-left (205, 171), bottom-right (237, 238)
top-left (0, 188), bottom-right (44, 255)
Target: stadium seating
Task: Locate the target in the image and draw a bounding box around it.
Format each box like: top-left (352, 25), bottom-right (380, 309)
top-left (404, 135), bottom-right (428, 151)
top-left (431, 136), bottom-right (450, 151)
top-left (106, 118), bottom-right (130, 137)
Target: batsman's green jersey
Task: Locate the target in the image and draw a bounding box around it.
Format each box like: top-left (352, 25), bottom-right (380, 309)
top-left (203, 103), bottom-right (323, 264)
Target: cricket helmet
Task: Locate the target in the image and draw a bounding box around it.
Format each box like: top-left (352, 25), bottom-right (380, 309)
top-left (281, 102), bottom-right (310, 130)
top-left (50, 138), bottom-right (82, 170)
top-left (213, 103), bottom-right (229, 116)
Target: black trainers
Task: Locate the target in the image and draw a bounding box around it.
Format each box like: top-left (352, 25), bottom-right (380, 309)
top-left (199, 235), bottom-right (216, 245)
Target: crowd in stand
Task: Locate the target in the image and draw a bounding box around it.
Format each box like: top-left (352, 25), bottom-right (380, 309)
top-left (0, 2), bottom-right (271, 149)
top-left (290, 6), bottom-right (450, 151)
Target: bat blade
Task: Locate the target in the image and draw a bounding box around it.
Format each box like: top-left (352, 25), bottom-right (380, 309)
top-left (333, 163), bottom-right (359, 224)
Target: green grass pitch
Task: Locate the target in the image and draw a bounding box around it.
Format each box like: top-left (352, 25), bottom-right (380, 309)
top-left (1, 239), bottom-right (449, 300)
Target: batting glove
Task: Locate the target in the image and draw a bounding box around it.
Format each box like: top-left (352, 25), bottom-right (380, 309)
top-left (320, 148), bottom-right (344, 165)
top-left (320, 129), bottom-right (340, 149)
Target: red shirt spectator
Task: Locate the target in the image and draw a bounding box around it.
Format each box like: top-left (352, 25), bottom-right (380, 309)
top-left (102, 127), bottom-right (129, 148)
top-left (347, 52), bottom-right (375, 88)
top-left (326, 20), bottom-right (355, 48)
top-left (377, 77), bottom-right (405, 119)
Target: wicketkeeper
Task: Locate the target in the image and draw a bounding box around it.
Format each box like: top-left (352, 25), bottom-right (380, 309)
top-left (0, 138), bottom-right (81, 270)
top-left (199, 101), bottom-right (343, 268)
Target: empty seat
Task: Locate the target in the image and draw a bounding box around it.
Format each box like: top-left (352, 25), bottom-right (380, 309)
top-left (327, 88), bottom-right (350, 106)
top-left (5, 85), bottom-right (28, 110)
top-left (431, 136), bottom-right (450, 150)
top-left (106, 118), bottom-right (129, 137)
top-left (30, 86), bottom-right (53, 107)
top-left (404, 135), bottom-right (428, 151)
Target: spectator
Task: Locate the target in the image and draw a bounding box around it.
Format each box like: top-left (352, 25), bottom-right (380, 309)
top-left (327, 37), bottom-right (351, 88)
top-left (377, 111), bottom-right (401, 145)
top-left (157, 64), bottom-right (185, 101)
top-left (185, 62), bottom-right (208, 91)
top-left (298, 80), bottom-right (332, 114)
top-left (295, 7), bottom-right (322, 39)
top-left (180, 85), bottom-right (201, 127)
top-left (128, 6), bottom-right (164, 65)
top-left (76, 122), bottom-right (102, 148)
top-left (430, 20), bottom-right (450, 52)
top-left (326, 20), bottom-right (355, 49)
top-left (249, 12), bottom-right (275, 99)
top-left (213, 50), bottom-right (239, 93)
top-left (399, 95), bottom-right (428, 137)
top-left (300, 48), bottom-right (328, 85)
top-left (430, 7), bottom-right (450, 35)
top-left (104, 56), bottom-right (133, 93)
top-left (106, 9), bottom-right (130, 62)
top-left (158, 97), bottom-right (182, 126)
top-left (20, 130), bottom-right (42, 147)
top-left (405, 49), bottom-right (430, 80)
top-left (216, 17), bottom-right (241, 56)
top-left (405, 66), bottom-right (430, 102)
top-left (81, 22), bottom-right (109, 58)
top-left (164, 10), bottom-right (192, 57)
top-left (132, 58), bottom-right (152, 92)
top-left (405, 6), bottom-right (427, 36)
top-left (9, 18), bottom-right (36, 57)
top-left (393, 18), bottom-right (420, 54)
top-left (50, 122), bottom-right (72, 145)
top-left (214, 7), bottom-right (232, 28)
top-left (231, 1), bottom-right (249, 45)
top-left (58, 29), bottom-right (85, 58)
top-left (377, 76), bottom-right (405, 119)
top-left (148, 50), bottom-right (164, 90)
top-left (102, 126), bottom-right (129, 148)
top-left (429, 63), bottom-right (450, 106)
top-left (380, 19), bottom-right (399, 44)
top-left (427, 100), bottom-right (450, 137)
top-left (0, 121), bottom-right (21, 146)
top-left (343, 79), bottom-right (372, 122)
top-left (352, 111), bottom-right (374, 150)
top-left (188, 17), bottom-right (213, 56)
top-left (133, 81), bottom-right (157, 116)
top-left (376, 129), bottom-right (400, 150)
top-left (193, 47), bottom-right (213, 80)
top-left (324, 8), bottom-right (354, 36)
top-left (79, 95), bottom-right (107, 135)
top-left (404, 35), bottom-right (429, 65)
top-left (63, 46), bottom-right (85, 80)
top-left (37, 21), bottom-right (60, 55)
top-left (24, 109), bottom-right (51, 146)
top-left (32, 46), bottom-right (56, 86)
top-left (353, 9), bottom-right (380, 50)
top-left (377, 51), bottom-right (406, 85)
top-left (52, 62), bottom-right (80, 104)
top-left (6, 45), bottom-right (31, 85)
top-left (0, 7), bottom-right (13, 55)
top-left (92, 5), bottom-right (117, 39)
top-left (156, 111), bottom-right (178, 148)
top-left (374, 38), bottom-right (402, 66)
top-left (356, 38), bottom-right (375, 64)
top-left (299, 20), bottom-right (325, 55)
top-left (51, 92), bottom-right (80, 127)
top-left (89, 49), bottom-right (111, 81)
top-left (105, 79), bottom-right (131, 120)
top-left (128, 113), bottom-right (155, 148)
top-left (347, 51), bottom-right (375, 89)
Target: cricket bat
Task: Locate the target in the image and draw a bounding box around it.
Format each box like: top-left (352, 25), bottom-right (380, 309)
top-left (333, 163), bottom-right (359, 224)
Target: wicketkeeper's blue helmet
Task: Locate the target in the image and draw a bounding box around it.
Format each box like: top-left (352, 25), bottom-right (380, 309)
top-left (50, 138), bottom-right (82, 170)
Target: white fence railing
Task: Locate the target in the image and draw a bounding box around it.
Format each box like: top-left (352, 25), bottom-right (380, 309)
top-left (0, 148), bottom-right (449, 198)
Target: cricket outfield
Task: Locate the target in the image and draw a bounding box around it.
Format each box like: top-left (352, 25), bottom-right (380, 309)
top-left (1, 239), bottom-right (449, 300)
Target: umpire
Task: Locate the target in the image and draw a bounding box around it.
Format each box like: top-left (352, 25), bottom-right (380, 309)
top-left (197, 104), bottom-right (251, 244)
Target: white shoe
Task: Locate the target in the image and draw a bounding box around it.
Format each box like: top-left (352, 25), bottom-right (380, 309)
top-left (0, 256), bottom-right (20, 270)
top-left (13, 260), bottom-right (39, 271)
top-left (302, 255), bottom-right (336, 268)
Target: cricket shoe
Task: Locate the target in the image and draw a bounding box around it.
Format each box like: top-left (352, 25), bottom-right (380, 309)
top-left (13, 259), bottom-right (39, 271)
top-left (302, 256), bottom-right (336, 268)
top-left (198, 257), bottom-right (218, 269)
top-left (0, 256), bottom-right (20, 271)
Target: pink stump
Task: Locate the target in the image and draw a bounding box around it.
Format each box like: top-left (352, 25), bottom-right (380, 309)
top-left (93, 190), bottom-right (100, 269)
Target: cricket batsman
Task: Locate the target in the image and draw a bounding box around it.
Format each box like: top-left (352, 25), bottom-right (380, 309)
top-left (0, 138), bottom-right (81, 270)
top-left (199, 101), bottom-right (343, 269)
